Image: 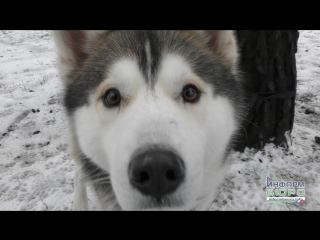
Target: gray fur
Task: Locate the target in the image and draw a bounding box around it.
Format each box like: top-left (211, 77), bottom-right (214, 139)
top-left (64, 31), bottom-right (244, 124)
top-left (54, 30), bottom-right (246, 210)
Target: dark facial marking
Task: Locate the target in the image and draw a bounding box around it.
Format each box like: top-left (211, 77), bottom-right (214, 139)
top-left (64, 31), bottom-right (243, 123)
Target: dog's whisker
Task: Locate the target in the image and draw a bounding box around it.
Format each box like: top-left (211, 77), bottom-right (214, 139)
top-left (90, 177), bottom-right (111, 184)
top-left (242, 118), bottom-right (260, 129)
top-left (237, 123), bottom-right (248, 141)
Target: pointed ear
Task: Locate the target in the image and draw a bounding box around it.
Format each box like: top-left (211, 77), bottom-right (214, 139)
top-left (197, 30), bottom-right (238, 68)
top-left (52, 30), bottom-right (104, 84)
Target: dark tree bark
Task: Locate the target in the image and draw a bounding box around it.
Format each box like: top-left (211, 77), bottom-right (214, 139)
top-left (234, 30), bottom-right (299, 152)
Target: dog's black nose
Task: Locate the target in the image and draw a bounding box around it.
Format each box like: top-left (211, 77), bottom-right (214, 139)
top-left (128, 149), bottom-right (185, 199)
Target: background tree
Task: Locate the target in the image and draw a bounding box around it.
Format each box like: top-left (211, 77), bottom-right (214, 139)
top-left (234, 30), bottom-right (299, 152)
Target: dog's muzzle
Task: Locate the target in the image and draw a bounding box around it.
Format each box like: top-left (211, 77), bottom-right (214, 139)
top-left (128, 149), bottom-right (185, 200)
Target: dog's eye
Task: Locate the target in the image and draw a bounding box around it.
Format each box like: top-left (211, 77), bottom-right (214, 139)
top-left (103, 89), bottom-right (121, 107)
top-left (182, 85), bottom-right (200, 103)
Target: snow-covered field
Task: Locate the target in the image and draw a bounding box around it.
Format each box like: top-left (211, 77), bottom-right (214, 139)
top-left (0, 30), bottom-right (319, 210)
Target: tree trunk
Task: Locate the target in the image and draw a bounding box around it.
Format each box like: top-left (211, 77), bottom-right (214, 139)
top-left (234, 30), bottom-right (299, 152)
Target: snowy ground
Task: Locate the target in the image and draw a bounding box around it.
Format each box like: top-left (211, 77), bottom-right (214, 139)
top-left (0, 30), bottom-right (319, 211)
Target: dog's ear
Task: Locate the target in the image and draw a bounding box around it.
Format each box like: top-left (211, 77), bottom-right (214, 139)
top-left (196, 30), bottom-right (238, 68)
top-left (52, 30), bottom-right (105, 84)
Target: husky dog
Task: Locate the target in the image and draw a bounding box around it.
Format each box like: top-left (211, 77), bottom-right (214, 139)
top-left (52, 30), bottom-right (244, 210)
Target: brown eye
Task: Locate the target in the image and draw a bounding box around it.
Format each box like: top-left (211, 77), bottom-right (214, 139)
top-left (103, 89), bottom-right (121, 107)
top-left (182, 85), bottom-right (200, 103)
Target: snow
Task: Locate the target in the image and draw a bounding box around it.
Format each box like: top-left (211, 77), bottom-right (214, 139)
top-left (0, 30), bottom-right (319, 210)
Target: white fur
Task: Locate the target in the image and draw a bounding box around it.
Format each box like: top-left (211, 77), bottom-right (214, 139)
top-left (52, 30), bottom-right (240, 210)
top-left (73, 164), bottom-right (89, 210)
top-left (73, 54), bottom-right (237, 210)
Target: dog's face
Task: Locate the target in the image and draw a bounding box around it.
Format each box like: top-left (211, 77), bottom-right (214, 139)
top-left (53, 30), bottom-right (244, 210)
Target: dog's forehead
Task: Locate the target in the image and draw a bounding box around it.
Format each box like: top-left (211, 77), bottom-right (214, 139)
top-left (101, 31), bottom-right (205, 88)
top-left (100, 31), bottom-right (173, 87)
top-left (65, 31), bottom-right (238, 113)
top-left (106, 54), bottom-right (194, 89)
